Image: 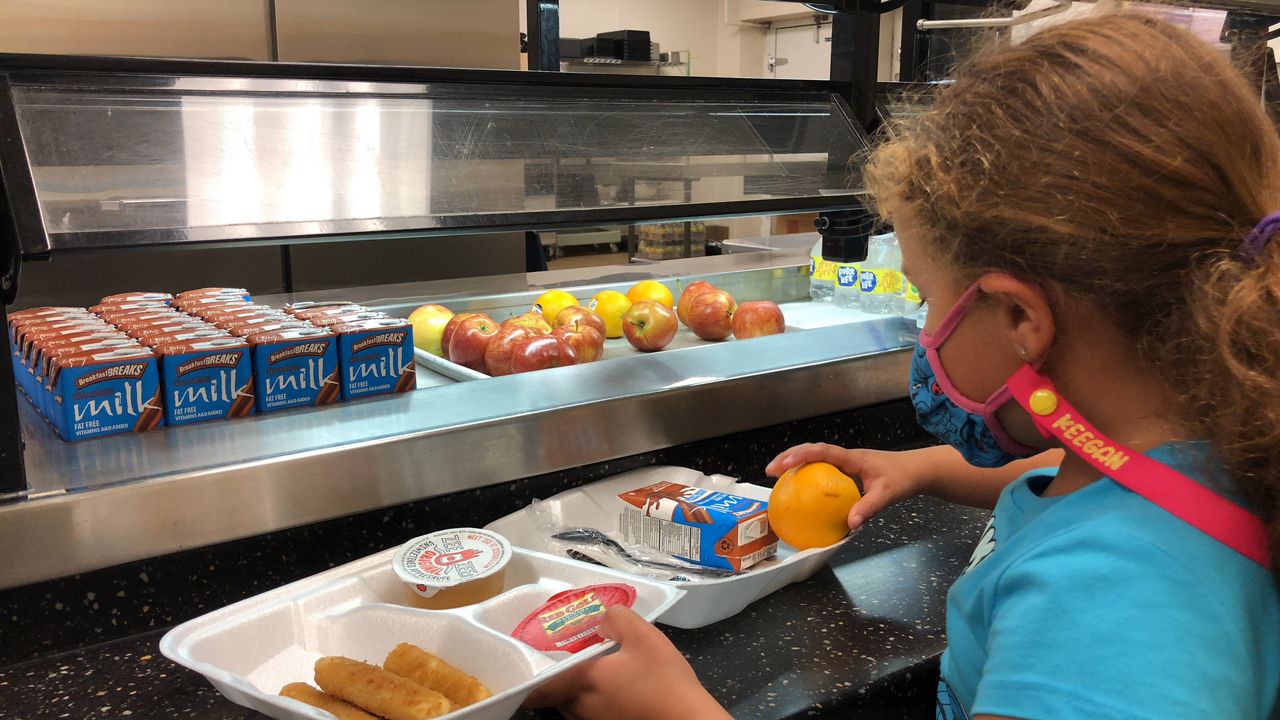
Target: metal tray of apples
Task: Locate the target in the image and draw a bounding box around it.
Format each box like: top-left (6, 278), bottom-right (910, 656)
top-left (410, 292), bottom-right (792, 382)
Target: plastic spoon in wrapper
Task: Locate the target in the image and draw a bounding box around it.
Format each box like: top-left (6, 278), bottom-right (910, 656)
top-left (565, 549), bottom-right (698, 583)
top-left (552, 528), bottom-right (736, 578)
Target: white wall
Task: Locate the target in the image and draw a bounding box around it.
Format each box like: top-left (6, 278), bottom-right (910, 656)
top-left (737, 0), bottom-right (815, 23)
top-left (0, 0), bottom-right (273, 59)
top-left (0, 0), bottom-right (520, 68)
top-left (276, 0), bottom-right (518, 68)
top-left (521, 0), bottom-right (775, 78)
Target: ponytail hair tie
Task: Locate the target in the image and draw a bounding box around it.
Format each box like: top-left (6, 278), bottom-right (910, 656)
top-left (1241, 211), bottom-right (1280, 262)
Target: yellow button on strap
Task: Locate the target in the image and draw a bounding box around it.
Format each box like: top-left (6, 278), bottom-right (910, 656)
top-left (1029, 389), bottom-right (1058, 416)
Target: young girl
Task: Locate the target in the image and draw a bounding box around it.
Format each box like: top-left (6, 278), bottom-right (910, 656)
top-left (527, 13), bottom-right (1280, 719)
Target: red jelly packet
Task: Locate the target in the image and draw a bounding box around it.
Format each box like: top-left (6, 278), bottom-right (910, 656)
top-left (512, 583), bottom-right (637, 654)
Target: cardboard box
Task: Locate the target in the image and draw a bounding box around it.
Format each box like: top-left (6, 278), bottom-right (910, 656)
top-left (330, 318), bottom-right (415, 400)
top-left (153, 338), bottom-right (254, 425)
top-left (248, 327), bottom-right (340, 412)
top-left (47, 347), bottom-right (163, 440)
top-left (617, 481), bottom-right (778, 573)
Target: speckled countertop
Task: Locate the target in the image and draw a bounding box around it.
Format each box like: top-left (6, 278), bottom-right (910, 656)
top-left (0, 400), bottom-right (990, 719)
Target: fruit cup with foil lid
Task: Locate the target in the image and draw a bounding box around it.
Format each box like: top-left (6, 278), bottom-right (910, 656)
top-left (512, 583), bottom-right (637, 654)
top-left (392, 528), bottom-right (511, 610)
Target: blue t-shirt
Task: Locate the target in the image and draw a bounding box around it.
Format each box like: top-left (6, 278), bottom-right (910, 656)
top-left (938, 442), bottom-right (1280, 720)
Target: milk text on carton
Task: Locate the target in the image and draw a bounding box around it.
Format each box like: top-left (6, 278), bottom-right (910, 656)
top-left (172, 364), bottom-right (242, 408)
top-left (71, 363), bottom-right (150, 424)
top-left (264, 344), bottom-right (329, 396)
top-left (251, 331), bottom-right (339, 411)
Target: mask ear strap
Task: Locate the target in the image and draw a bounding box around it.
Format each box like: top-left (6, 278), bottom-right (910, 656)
top-left (1007, 365), bottom-right (1271, 568)
top-left (920, 281), bottom-right (984, 347)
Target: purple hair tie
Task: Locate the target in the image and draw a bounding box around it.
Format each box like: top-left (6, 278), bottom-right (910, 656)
top-left (1241, 211), bottom-right (1280, 262)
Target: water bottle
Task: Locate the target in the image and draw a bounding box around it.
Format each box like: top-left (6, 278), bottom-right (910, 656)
top-left (856, 233), bottom-right (904, 315)
top-left (903, 280), bottom-right (928, 328)
top-left (808, 238), bottom-right (835, 302)
top-left (902, 279), bottom-right (922, 318)
top-left (833, 260), bottom-right (861, 309)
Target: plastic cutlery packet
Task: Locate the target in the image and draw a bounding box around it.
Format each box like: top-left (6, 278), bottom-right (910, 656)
top-left (526, 498), bottom-right (726, 583)
top-left (161, 528), bottom-right (682, 720)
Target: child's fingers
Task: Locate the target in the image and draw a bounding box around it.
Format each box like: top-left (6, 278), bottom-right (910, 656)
top-left (597, 605), bottom-right (646, 644)
top-left (847, 486), bottom-right (890, 530)
top-left (522, 667), bottom-right (586, 709)
top-left (765, 444), bottom-right (860, 477)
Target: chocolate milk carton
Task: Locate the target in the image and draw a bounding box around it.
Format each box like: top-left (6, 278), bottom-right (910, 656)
top-left (153, 338), bottom-right (254, 425)
top-left (617, 481), bottom-right (779, 573)
top-left (248, 327), bottom-right (340, 412)
top-left (48, 347), bottom-right (163, 440)
top-left (331, 318), bottom-right (415, 400)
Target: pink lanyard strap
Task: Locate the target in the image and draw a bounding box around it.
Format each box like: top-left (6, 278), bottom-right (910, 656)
top-left (1007, 365), bottom-right (1272, 568)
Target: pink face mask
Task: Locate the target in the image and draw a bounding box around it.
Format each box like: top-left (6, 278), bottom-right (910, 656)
top-left (919, 276), bottom-right (1269, 566)
top-left (916, 278), bottom-right (1042, 459)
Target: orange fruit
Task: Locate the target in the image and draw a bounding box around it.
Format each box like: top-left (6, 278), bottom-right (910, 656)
top-left (626, 280), bottom-right (674, 309)
top-left (768, 462), bottom-right (861, 550)
top-left (588, 290), bottom-right (632, 338)
top-left (535, 289), bottom-right (579, 324)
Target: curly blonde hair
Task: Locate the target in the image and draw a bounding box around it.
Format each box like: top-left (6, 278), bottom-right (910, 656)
top-left (866, 13), bottom-right (1280, 567)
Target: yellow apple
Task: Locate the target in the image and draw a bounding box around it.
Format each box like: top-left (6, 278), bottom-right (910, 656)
top-left (407, 304), bottom-right (455, 357)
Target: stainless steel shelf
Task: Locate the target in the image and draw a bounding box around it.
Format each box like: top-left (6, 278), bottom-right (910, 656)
top-left (1, 254), bottom-right (915, 589)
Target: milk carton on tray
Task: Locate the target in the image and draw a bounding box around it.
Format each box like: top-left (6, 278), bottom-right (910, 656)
top-left (618, 481), bottom-right (778, 573)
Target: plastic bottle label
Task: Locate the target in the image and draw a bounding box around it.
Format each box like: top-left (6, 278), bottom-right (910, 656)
top-left (904, 282), bottom-right (921, 304)
top-left (836, 265), bottom-right (860, 288)
top-left (811, 256), bottom-right (838, 283)
top-left (858, 269), bottom-right (904, 295)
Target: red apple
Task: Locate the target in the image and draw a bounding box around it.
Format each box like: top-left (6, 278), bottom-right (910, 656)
top-left (676, 280), bottom-right (716, 327)
top-left (503, 311), bottom-right (552, 335)
top-left (622, 300), bottom-right (678, 352)
top-left (732, 301), bottom-right (786, 339)
top-left (687, 289), bottom-right (737, 341)
top-left (510, 335), bottom-right (578, 373)
top-left (552, 324), bottom-right (605, 363)
top-left (484, 325), bottom-right (539, 376)
top-left (447, 315), bottom-right (499, 372)
top-left (441, 312), bottom-right (488, 360)
top-left (554, 306), bottom-right (606, 337)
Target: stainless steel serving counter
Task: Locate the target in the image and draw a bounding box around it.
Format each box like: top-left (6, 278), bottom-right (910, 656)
top-left (1, 249), bottom-right (915, 589)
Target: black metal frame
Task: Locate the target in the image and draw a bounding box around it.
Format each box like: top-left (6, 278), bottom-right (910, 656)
top-left (525, 0), bottom-right (560, 72)
top-left (829, 0), bottom-right (882, 131)
top-left (0, 52), bottom-right (838, 94)
top-left (0, 76), bottom-right (36, 495)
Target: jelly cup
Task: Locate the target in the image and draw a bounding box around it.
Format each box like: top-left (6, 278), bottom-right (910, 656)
top-left (393, 528), bottom-right (512, 610)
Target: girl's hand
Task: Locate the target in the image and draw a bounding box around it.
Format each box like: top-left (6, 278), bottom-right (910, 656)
top-left (765, 444), bottom-right (938, 530)
top-left (523, 606), bottom-right (730, 720)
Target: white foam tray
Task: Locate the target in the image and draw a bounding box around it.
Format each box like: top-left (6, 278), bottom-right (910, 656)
top-left (160, 546), bottom-right (683, 720)
top-left (486, 466), bottom-right (850, 629)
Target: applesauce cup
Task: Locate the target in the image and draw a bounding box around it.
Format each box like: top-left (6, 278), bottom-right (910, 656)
top-left (393, 528), bottom-right (512, 610)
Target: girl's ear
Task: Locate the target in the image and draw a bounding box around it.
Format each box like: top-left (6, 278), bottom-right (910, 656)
top-left (976, 274), bottom-right (1055, 364)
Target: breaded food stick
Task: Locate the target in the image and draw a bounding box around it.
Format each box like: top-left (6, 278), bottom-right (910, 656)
top-left (280, 682), bottom-right (379, 720)
top-left (384, 643), bottom-right (493, 708)
top-left (315, 656), bottom-right (453, 720)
